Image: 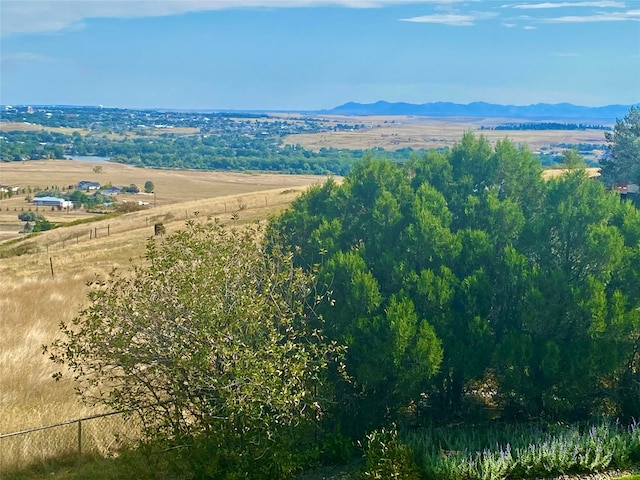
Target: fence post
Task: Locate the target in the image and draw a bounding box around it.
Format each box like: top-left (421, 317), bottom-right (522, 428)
top-left (78, 420), bottom-right (82, 466)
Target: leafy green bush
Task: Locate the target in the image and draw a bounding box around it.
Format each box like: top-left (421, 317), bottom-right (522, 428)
top-left (47, 220), bottom-right (343, 479)
top-left (32, 218), bottom-right (54, 232)
top-left (361, 425), bottom-right (422, 480)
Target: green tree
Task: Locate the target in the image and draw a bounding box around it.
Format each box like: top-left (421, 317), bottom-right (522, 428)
top-left (31, 216), bottom-right (53, 232)
top-left (600, 106), bottom-right (640, 185)
top-left (144, 180), bottom-right (154, 193)
top-left (47, 220), bottom-right (341, 477)
top-left (270, 136), bottom-right (640, 425)
top-left (122, 183), bottom-right (139, 193)
top-left (18, 211), bottom-right (38, 222)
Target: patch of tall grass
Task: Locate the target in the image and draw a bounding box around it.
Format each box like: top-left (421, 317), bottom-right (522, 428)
top-left (399, 419), bottom-right (640, 480)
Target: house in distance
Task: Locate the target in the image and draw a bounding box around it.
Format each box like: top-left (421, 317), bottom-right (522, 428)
top-left (76, 181), bottom-right (101, 191)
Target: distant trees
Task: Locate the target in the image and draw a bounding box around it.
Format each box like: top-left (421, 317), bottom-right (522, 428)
top-left (487, 122), bottom-right (610, 131)
top-left (143, 180), bottom-right (154, 193)
top-left (0, 128), bottom-right (422, 175)
top-left (600, 106), bottom-right (640, 185)
top-left (121, 184), bottom-right (139, 194)
top-left (68, 190), bottom-right (110, 209)
top-left (18, 211), bottom-right (38, 222)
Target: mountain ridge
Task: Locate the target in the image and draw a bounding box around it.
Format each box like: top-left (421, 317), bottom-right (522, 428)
top-left (321, 101), bottom-right (637, 121)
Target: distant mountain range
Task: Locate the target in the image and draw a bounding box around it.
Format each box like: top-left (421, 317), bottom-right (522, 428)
top-left (321, 101), bottom-right (637, 121)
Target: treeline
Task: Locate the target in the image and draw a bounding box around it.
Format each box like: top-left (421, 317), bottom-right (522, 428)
top-left (0, 129), bottom-right (425, 175)
top-left (482, 122), bottom-right (611, 131)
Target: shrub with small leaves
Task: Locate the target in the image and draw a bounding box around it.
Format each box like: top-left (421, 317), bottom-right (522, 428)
top-left (361, 425), bottom-right (422, 480)
top-left (47, 219), bottom-right (343, 479)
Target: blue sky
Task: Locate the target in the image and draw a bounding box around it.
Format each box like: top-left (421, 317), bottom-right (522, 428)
top-left (1, 1), bottom-right (639, 110)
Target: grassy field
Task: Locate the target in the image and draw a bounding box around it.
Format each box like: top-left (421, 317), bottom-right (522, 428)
top-left (283, 115), bottom-right (608, 153)
top-left (0, 159), bottom-right (326, 242)
top-left (0, 160), bottom-right (329, 471)
top-left (0, 122), bottom-right (199, 137)
top-left (0, 122), bottom-right (91, 135)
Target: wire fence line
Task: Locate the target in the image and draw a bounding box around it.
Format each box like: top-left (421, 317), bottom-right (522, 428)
top-left (0, 410), bottom-right (141, 474)
top-left (9, 189), bottom-right (300, 258)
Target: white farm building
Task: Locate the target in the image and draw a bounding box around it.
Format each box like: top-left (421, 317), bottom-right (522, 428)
top-left (33, 196), bottom-right (73, 209)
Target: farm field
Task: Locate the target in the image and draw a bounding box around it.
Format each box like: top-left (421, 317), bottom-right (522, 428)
top-left (0, 160), bottom-right (330, 470)
top-left (283, 115), bottom-right (608, 152)
top-left (0, 121), bottom-right (200, 137)
top-left (0, 159), bottom-right (327, 243)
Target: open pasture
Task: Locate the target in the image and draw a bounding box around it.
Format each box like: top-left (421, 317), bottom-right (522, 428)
top-left (0, 159), bottom-right (325, 242)
top-left (0, 161), bottom-right (329, 470)
top-left (283, 115), bottom-right (609, 152)
top-left (0, 122), bottom-right (91, 136)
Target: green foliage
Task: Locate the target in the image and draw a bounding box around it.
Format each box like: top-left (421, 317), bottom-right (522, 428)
top-left (18, 211), bottom-right (39, 222)
top-left (121, 184), bottom-right (139, 194)
top-left (46, 220), bottom-right (342, 478)
top-left (32, 217), bottom-right (54, 232)
top-left (143, 181), bottom-right (154, 193)
top-left (0, 119), bottom-right (428, 175)
top-left (601, 106), bottom-right (640, 185)
top-left (361, 425), bottom-right (422, 480)
top-left (68, 190), bottom-right (111, 209)
top-left (410, 420), bottom-right (640, 480)
top-left (270, 134), bottom-right (640, 425)
top-left (34, 188), bottom-right (63, 198)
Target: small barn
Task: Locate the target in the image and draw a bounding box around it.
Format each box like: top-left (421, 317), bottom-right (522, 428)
top-left (33, 196), bottom-right (73, 209)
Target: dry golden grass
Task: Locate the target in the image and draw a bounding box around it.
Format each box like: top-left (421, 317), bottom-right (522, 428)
top-left (0, 161), bottom-right (329, 471)
top-left (0, 122), bottom-right (89, 135)
top-left (0, 160), bottom-right (326, 242)
top-left (283, 115), bottom-right (608, 152)
top-left (541, 167), bottom-right (601, 179)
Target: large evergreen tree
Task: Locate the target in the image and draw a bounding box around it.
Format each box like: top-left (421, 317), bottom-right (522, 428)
top-left (600, 106), bottom-right (640, 185)
top-left (270, 135), bottom-right (640, 427)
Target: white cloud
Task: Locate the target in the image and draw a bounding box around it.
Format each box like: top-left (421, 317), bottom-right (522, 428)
top-left (401, 14), bottom-right (474, 25)
top-left (510, 1), bottom-right (625, 9)
top-left (1, 52), bottom-right (56, 66)
top-left (546, 8), bottom-right (640, 21)
top-left (0, 0), bottom-right (465, 36)
top-left (401, 11), bottom-right (498, 26)
top-left (502, 22), bottom-right (517, 27)
top-left (523, 24), bottom-right (537, 29)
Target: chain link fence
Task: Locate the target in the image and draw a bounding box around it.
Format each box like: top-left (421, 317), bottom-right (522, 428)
top-left (0, 411), bottom-right (142, 474)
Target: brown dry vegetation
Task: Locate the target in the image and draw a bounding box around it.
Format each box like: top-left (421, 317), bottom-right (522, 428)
top-left (283, 115), bottom-right (608, 152)
top-left (0, 160), bottom-right (330, 470)
top-left (0, 121), bottom-right (199, 139)
top-left (0, 122), bottom-right (90, 136)
top-left (0, 160), bottom-right (326, 242)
